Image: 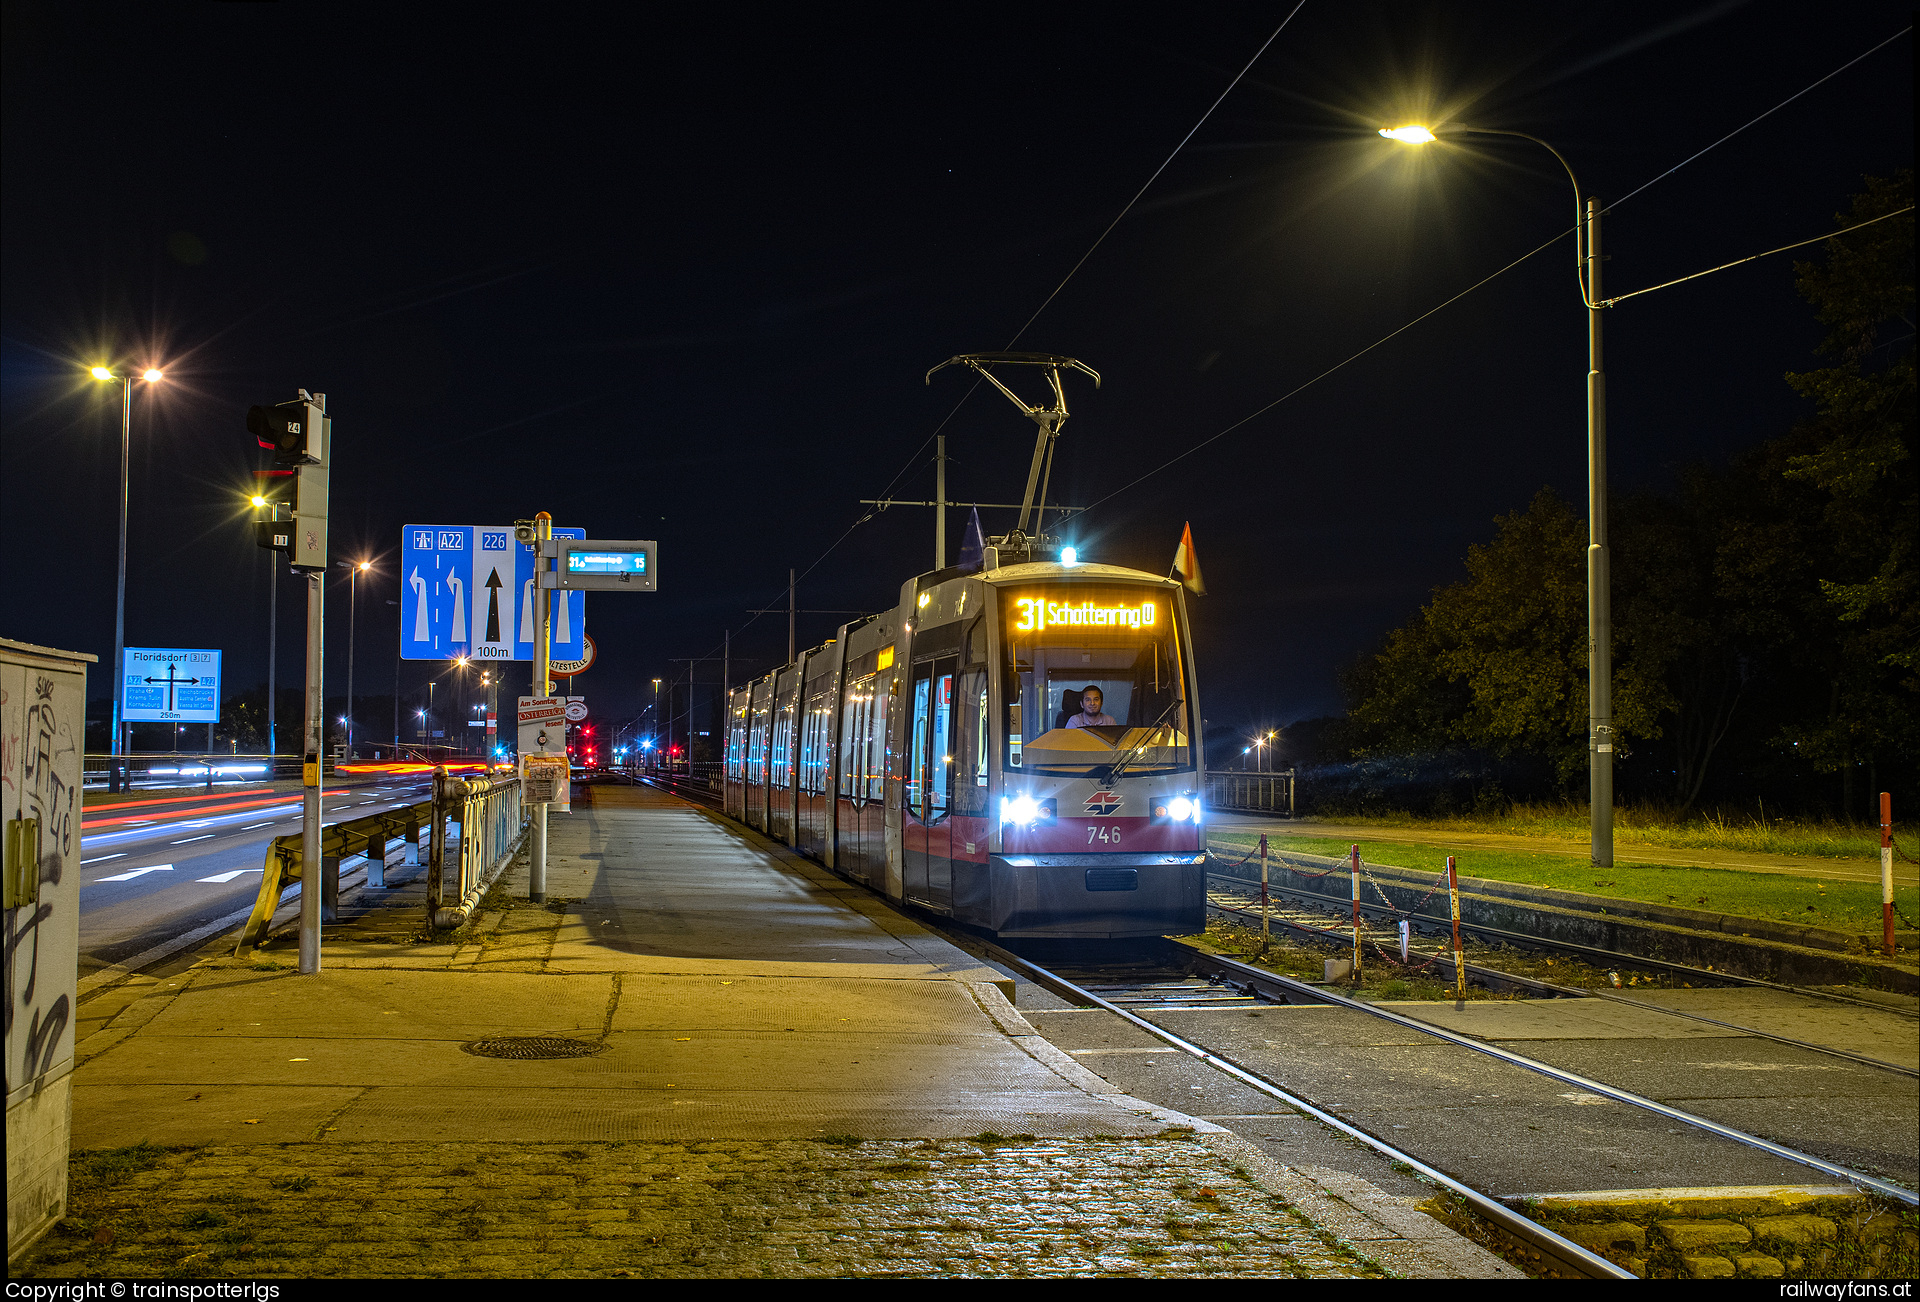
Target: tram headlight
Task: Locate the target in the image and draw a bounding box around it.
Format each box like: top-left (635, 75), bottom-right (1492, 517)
top-left (1004, 794), bottom-right (1040, 825)
top-left (1152, 795), bottom-right (1204, 823)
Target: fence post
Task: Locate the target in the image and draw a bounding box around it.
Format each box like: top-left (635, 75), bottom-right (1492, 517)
top-left (426, 766), bottom-right (448, 922)
top-left (1882, 792), bottom-right (1895, 958)
top-left (1349, 843), bottom-right (1362, 983)
top-left (365, 831), bottom-right (386, 888)
top-left (1449, 854), bottom-right (1465, 1007)
top-left (1259, 832), bottom-right (1270, 944)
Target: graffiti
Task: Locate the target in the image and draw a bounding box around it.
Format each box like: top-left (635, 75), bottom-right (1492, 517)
top-left (6, 669), bottom-right (79, 1092)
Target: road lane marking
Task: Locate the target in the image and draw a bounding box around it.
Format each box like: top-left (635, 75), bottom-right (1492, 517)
top-left (171, 834), bottom-right (215, 844)
top-left (82, 854), bottom-right (128, 865)
top-left (95, 864), bottom-right (174, 882)
top-left (241, 821), bottom-right (277, 829)
top-left (198, 869), bottom-right (264, 883)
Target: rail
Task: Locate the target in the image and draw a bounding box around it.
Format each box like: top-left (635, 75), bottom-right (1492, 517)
top-left (231, 766), bottom-right (525, 950)
top-left (1205, 771), bottom-right (1295, 816)
top-left (428, 768), bottom-right (525, 928)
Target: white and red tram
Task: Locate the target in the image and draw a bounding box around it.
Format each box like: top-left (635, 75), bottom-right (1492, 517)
top-left (723, 541), bottom-right (1206, 938)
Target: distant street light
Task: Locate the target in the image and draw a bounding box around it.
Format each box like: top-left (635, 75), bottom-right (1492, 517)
top-left (336, 559), bottom-right (374, 755)
top-left (89, 363), bottom-right (164, 790)
top-left (1382, 123), bottom-right (1615, 869)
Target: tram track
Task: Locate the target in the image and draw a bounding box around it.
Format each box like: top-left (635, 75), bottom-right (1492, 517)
top-left (949, 931), bottom-right (1918, 1278)
top-left (1204, 875), bottom-right (1920, 1081)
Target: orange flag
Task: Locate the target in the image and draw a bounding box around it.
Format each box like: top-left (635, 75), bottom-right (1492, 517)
top-left (1172, 522), bottom-right (1206, 596)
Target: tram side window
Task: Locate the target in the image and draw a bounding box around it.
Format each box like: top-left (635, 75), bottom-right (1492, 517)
top-left (771, 701), bottom-right (793, 790)
top-left (953, 668), bottom-right (989, 815)
top-left (838, 679), bottom-right (864, 798)
top-left (909, 658), bottom-right (956, 822)
top-left (726, 711), bottom-right (745, 780)
top-left (746, 707), bottom-right (766, 785)
top-left (797, 701), bottom-right (816, 794)
top-left (866, 681), bottom-right (889, 801)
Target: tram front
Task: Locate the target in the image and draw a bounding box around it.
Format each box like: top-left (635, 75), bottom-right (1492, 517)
top-left (985, 567), bottom-right (1207, 938)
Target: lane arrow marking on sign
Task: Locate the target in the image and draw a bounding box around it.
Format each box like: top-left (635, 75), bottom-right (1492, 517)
top-left (485, 567), bottom-right (503, 643)
top-left (449, 573), bottom-right (467, 642)
top-left (410, 569), bottom-right (430, 642)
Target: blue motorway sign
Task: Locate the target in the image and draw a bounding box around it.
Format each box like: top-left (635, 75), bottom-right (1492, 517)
top-left (400, 524), bottom-right (587, 663)
top-left (123, 647), bottom-right (221, 722)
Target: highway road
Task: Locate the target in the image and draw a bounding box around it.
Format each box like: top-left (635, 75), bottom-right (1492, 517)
top-left (76, 777), bottom-right (433, 980)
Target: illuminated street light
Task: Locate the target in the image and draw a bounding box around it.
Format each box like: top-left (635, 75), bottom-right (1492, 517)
top-left (338, 558), bottom-right (377, 756)
top-left (89, 363), bottom-right (165, 789)
top-left (1383, 122), bottom-right (1614, 868)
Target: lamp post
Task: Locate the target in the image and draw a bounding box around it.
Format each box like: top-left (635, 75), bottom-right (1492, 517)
top-left (249, 494), bottom-right (281, 763)
top-left (90, 365), bottom-right (163, 790)
top-left (1381, 124), bottom-right (1612, 869)
top-left (336, 559), bottom-right (371, 755)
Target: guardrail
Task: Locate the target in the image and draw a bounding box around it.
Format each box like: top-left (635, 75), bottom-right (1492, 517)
top-left (1206, 771), bottom-right (1296, 816)
top-left (427, 768), bottom-right (524, 928)
top-left (231, 766), bottom-right (525, 951)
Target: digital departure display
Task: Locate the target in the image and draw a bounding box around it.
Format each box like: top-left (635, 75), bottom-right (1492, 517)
top-left (1012, 596), bottom-right (1157, 632)
top-left (567, 550), bottom-right (648, 576)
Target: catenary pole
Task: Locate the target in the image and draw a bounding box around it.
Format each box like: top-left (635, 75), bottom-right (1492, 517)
top-left (1587, 197), bottom-right (1613, 870)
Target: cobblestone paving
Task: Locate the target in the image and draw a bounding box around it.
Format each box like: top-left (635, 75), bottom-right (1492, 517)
top-left (22, 1135), bottom-right (1383, 1279)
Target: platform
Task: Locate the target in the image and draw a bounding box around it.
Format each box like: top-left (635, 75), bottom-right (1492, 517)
top-left (23, 784), bottom-right (1513, 1279)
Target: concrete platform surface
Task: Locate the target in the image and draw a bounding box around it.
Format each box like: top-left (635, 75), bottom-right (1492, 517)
top-left (27, 784), bottom-right (1516, 1278)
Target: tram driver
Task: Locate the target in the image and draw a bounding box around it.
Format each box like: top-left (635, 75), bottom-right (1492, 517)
top-left (1065, 685), bottom-right (1117, 729)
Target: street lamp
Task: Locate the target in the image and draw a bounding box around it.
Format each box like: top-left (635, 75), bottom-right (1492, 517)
top-left (89, 364), bottom-right (163, 789)
top-left (336, 559), bottom-right (372, 755)
top-left (247, 493), bottom-right (283, 762)
top-left (1381, 123), bottom-right (1613, 870)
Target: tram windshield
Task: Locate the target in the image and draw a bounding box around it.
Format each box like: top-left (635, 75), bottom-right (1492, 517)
top-left (1000, 584), bottom-right (1192, 775)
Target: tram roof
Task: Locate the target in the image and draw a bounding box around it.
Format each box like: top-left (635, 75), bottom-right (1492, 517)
top-left (924, 560), bottom-right (1176, 588)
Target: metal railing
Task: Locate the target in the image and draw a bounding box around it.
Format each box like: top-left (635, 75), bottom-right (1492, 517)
top-left (428, 768), bottom-right (525, 928)
top-left (232, 766), bottom-right (525, 950)
top-left (1206, 770), bottom-right (1296, 816)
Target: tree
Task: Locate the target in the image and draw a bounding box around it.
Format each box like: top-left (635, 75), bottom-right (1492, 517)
top-left (1772, 171), bottom-right (1916, 807)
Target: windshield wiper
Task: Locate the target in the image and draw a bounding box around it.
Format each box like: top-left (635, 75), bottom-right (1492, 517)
top-left (1096, 699), bottom-right (1184, 785)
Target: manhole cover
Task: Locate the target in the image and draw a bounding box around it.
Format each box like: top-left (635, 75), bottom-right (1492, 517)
top-left (461, 1036), bottom-right (600, 1060)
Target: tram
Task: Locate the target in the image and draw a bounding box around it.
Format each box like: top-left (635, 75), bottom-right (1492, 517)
top-left (722, 536), bottom-right (1207, 938)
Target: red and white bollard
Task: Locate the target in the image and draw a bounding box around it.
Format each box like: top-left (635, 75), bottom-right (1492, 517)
top-left (1882, 792), bottom-right (1896, 958)
top-left (1448, 855), bottom-right (1466, 1006)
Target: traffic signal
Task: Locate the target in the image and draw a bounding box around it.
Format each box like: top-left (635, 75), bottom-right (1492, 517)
top-left (246, 391), bottom-right (330, 571)
top-left (247, 398), bottom-right (322, 466)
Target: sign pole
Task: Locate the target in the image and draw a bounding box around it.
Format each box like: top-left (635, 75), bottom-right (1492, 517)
top-left (299, 566), bottom-right (324, 974)
top-left (530, 511), bottom-right (552, 904)
top-left (294, 391), bottom-right (331, 976)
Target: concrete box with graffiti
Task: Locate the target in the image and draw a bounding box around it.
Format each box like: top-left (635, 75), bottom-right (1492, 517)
top-left (4, 637), bottom-right (93, 1263)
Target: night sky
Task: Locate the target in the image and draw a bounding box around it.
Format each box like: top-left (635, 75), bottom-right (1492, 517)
top-left (2, 2), bottom-right (1911, 749)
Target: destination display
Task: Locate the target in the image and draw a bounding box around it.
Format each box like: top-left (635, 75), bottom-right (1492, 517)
top-left (1011, 595), bottom-right (1159, 633)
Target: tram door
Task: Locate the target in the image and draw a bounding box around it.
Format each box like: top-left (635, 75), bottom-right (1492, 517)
top-left (903, 655), bottom-right (956, 908)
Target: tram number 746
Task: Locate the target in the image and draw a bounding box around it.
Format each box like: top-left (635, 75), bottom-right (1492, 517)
top-left (1087, 825), bottom-right (1123, 845)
